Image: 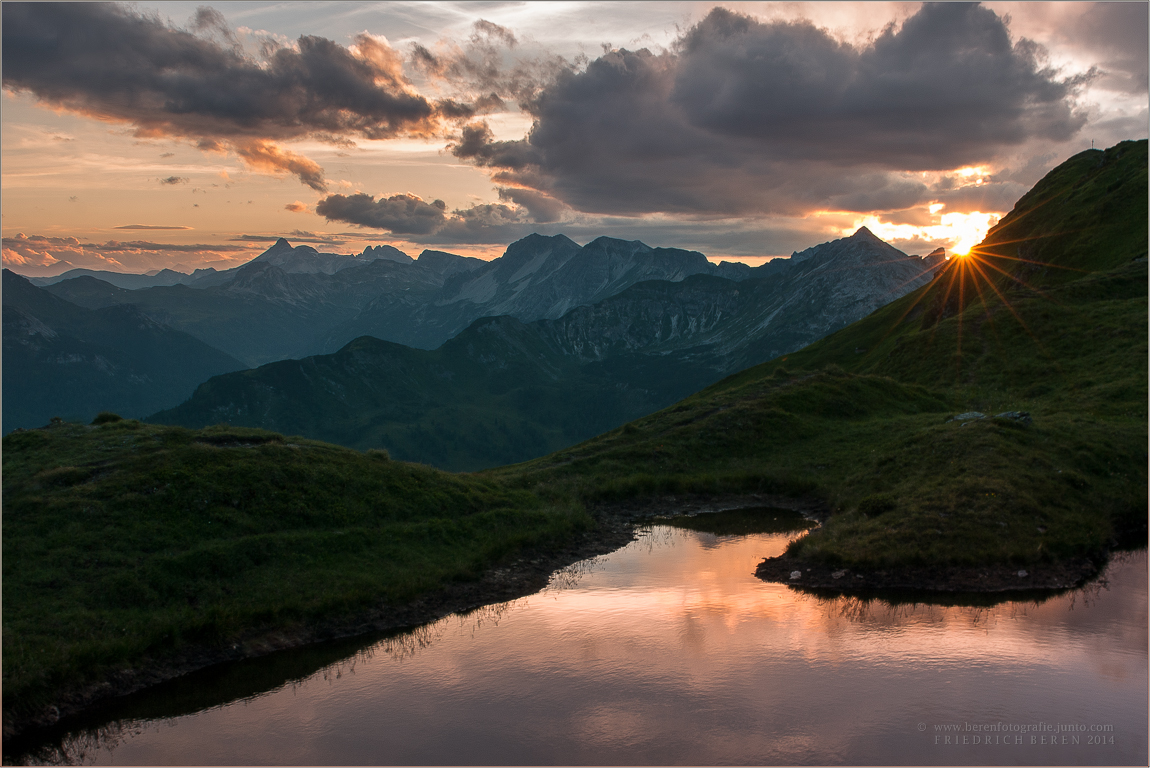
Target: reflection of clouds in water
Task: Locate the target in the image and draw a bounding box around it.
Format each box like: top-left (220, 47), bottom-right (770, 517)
top-left (17, 541), bottom-right (1144, 766)
top-left (633, 524), bottom-right (710, 554)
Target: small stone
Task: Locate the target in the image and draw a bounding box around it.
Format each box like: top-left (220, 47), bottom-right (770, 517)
top-left (831, 570), bottom-right (846, 579)
top-left (994, 411), bottom-right (1033, 425)
top-left (1017, 570), bottom-right (1028, 578)
top-left (949, 411), bottom-right (986, 423)
top-left (790, 570), bottom-right (802, 580)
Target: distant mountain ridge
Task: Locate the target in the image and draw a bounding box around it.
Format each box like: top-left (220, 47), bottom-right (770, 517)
top-left (37, 233), bottom-right (759, 365)
top-left (152, 228), bottom-right (942, 469)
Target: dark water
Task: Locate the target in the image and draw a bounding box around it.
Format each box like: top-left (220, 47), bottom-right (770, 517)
top-left (9, 517), bottom-right (1147, 765)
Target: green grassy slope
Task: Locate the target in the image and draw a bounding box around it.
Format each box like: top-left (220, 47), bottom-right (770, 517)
top-left (492, 140), bottom-right (1147, 567)
top-left (2, 419), bottom-right (587, 725)
top-left (150, 316), bottom-right (711, 471)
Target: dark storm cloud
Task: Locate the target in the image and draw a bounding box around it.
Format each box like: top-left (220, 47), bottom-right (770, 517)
top-left (316, 193), bottom-right (449, 235)
top-left (452, 4), bottom-right (1090, 217)
top-left (673, 4), bottom-right (1085, 166)
top-left (1, 2), bottom-right (445, 189)
top-left (314, 191), bottom-right (539, 243)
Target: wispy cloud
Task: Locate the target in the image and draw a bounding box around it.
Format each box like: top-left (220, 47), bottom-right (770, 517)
top-left (230, 231), bottom-right (347, 246)
top-left (114, 225), bottom-right (195, 231)
top-left (2, 232), bottom-right (255, 275)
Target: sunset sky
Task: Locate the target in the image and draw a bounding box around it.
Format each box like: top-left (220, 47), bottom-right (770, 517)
top-left (2, 1), bottom-right (1147, 275)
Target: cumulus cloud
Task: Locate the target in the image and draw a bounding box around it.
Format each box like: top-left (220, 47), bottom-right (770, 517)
top-left (316, 193), bottom-right (449, 235)
top-left (450, 4), bottom-right (1090, 218)
top-left (1, 3), bottom-right (452, 190)
top-left (2, 233), bottom-right (255, 274)
top-left (411, 18), bottom-right (574, 110)
top-left (497, 187), bottom-right (567, 223)
top-left (315, 191), bottom-right (544, 243)
top-left (284, 201), bottom-right (311, 214)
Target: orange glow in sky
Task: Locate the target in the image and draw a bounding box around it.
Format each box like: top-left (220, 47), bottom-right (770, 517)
top-left (850, 211), bottom-right (1000, 257)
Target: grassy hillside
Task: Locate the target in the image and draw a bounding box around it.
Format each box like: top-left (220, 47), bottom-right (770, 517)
top-left (492, 140), bottom-right (1147, 567)
top-left (2, 419), bottom-right (587, 727)
top-left (150, 316), bottom-right (714, 471)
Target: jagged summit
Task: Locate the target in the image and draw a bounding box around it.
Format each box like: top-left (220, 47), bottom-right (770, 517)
top-left (257, 238), bottom-right (294, 259)
top-left (361, 244), bottom-right (412, 264)
top-left (852, 226), bottom-right (881, 240)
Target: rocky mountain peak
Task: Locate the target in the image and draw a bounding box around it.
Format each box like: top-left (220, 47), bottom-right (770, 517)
top-left (259, 238), bottom-right (294, 258)
top-left (583, 236), bottom-right (654, 256)
top-left (361, 245), bottom-right (413, 264)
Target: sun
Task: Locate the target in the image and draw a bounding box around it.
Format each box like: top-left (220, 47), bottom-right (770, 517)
top-left (942, 212), bottom-right (998, 257)
top-left (951, 237), bottom-right (976, 256)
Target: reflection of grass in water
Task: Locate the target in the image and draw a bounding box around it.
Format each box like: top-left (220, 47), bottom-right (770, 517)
top-left (795, 554), bottom-right (1140, 613)
top-left (660, 507), bottom-right (817, 537)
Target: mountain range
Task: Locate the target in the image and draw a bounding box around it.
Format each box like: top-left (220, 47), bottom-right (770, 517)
top-left (7, 226), bottom-right (939, 450)
top-left (40, 235), bottom-right (754, 366)
top-left (150, 228), bottom-right (942, 469)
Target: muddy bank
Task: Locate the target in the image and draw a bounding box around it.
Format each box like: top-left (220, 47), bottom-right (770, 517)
top-left (755, 552), bottom-right (1102, 593)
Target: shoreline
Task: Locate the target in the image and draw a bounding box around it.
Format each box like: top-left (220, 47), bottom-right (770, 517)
top-left (0, 492), bottom-right (1118, 747)
top-left (1, 492), bottom-right (805, 745)
top-left (754, 553), bottom-right (1102, 593)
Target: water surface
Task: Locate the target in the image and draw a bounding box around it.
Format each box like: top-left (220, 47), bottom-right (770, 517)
top-left (10, 519), bottom-right (1147, 765)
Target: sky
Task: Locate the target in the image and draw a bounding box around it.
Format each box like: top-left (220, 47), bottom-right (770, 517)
top-left (2, 1), bottom-right (1147, 275)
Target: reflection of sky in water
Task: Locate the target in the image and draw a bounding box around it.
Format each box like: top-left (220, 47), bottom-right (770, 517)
top-left (30, 530), bottom-right (1148, 766)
